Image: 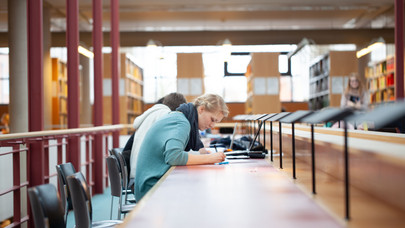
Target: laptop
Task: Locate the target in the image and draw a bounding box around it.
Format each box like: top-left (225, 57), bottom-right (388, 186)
top-left (225, 121), bottom-right (265, 159)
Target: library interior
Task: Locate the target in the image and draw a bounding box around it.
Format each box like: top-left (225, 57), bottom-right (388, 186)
top-left (1, 1), bottom-right (405, 228)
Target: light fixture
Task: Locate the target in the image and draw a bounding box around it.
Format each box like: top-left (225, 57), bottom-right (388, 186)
top-left (146, 39), bottom-right (162, 48)
top-left (218, 38), bottom-right (232, 62)
top-left (287, 38), bottom-right (315, 58)
top-left (222, 38), bottom-right (232, 47)
top-left (147, 39), bottom-right (157, 47)
top-left (356, 38), bottom-right (385, 58)
top-left (78, 45), bottom-right (94, 58)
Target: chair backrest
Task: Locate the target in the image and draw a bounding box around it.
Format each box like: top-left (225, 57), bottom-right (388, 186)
top-left (56, 162), bottom-right (76, 213)
top-left (66, 172), bottom-right (92, 228)
top-left (110, 148), bottom-right (129, 189)
top-left (28, 184), bottom-right (65, 228)
top-left (106, 155), bottom-right (123, 198)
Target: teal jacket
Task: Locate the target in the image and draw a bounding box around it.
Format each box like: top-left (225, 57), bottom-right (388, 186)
top-left (134, 111), bottom-right (190, 200)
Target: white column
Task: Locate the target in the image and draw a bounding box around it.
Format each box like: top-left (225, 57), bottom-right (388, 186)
top-left (8, 1), bottom-right (28, 227)
top-left (8, 0), bottom-right (28, 133)
top-left (80, 54), bottom-right (92, 126)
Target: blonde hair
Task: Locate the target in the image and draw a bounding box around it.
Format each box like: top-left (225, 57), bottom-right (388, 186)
top-left (193, 94), bottom-right (229, 117)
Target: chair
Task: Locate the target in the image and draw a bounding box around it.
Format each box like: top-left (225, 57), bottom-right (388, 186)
top-left (106, 155), bottom-right (136, 220)
top-left (56, 162), bottom-right (76, 223)
top-left (28, 184), bottom-right (65, 228)
top-left (109, 148), bottom-right (135, 204)
top-left (66, 172), bottom-right (122, 228)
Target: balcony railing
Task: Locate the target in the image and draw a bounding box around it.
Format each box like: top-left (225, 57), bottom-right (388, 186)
top-left (0, 124), bottom-right (127, 228)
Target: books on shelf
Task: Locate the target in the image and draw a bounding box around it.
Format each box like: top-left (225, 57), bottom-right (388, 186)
top-left (365, 56), bottom-right (395, 104)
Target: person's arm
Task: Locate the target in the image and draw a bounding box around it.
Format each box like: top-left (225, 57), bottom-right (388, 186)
top-left (340, 93), bottom-right (348, 108)
top-left (186, 152), bottom-right (226, 165)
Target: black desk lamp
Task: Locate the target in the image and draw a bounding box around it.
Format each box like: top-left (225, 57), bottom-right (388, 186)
top-left (301, 107), bottom-right (354, 220)
top-left (279, 110), bottom-right (314, 179)
top-left (266, 112), bottom-right (291, 169)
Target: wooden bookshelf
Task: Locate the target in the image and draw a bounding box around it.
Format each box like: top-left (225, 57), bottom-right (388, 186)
top-left (365, 56), bottom-right (395, 105)
top-left (51, 58), bottom-right (68, 129)
top-left (245, 52), bottom-right (281, 114)
top-left (309, 51), bottom-right (357, 110)
top-left (103, 53), bottom-right (143, 134)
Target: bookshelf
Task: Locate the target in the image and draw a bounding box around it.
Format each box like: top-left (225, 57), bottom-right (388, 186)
top-left (103, 53), bottom-right (144, 133)
top-left (365, 56), bottom-right (395, 104)
top-left (51, 58), bottom-right (68, 129)
top-left (308, 51), bottom-right (357, 110)
top-left (245, 52), bottom-right (281, 114)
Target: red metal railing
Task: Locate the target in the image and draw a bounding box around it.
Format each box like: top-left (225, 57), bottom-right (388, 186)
top-left (0, 124), bottom-right (126, 228)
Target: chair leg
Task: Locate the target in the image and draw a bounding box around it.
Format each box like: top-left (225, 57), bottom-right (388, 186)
top-left (110, 196), bottom-right (113, 220)
top-left (117, 205), bottom-right (121, 220)
top-left (64, 208), bottom-right (68, 225)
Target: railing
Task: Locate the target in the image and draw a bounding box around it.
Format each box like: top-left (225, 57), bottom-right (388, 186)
top-left (0, 124), bottom-right (127, 228)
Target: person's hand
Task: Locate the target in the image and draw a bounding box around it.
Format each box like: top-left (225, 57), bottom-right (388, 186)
top-left (198, 148), bottom-right (210, 154)
top-left (347, 101), bottom-right (355, 107)
top-left (208, 152), bottom-right (226, 163)
top-left (354, 101), bottom-right (362, 109)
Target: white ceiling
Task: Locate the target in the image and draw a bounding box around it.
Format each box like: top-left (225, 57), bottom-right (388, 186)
top-left (0, 0), bottom-right (395, 31)
top-left (0, 0), bottom-right (397, 46)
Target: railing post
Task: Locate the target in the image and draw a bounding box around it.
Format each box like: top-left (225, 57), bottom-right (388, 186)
top-left (66, 0), bottom-right (81, 171)
top-left (93, 0), bottom-right (105, 194)
top-left (111, 0), bottom-right (120, 148)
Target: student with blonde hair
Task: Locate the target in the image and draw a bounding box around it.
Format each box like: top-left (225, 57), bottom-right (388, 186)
top-left (134, 94), bottom-right (229, 201)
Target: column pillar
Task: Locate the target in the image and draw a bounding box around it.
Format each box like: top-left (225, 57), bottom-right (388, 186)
top-left (8, 0), bottom-right (28, 133)
top-left (93, 0), bottom-right (104, 194)
top-left (66, 0), bottom-right (81, 169)
top-left (111, 0), bottom-right (120, 148)
top-left (395, 0), bottom-right (404, 99)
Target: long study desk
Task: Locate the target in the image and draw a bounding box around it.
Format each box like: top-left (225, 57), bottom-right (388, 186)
top-left (120, 159), bottom-right (343, 228)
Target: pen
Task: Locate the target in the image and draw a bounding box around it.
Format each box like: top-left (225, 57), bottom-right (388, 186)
top-left (215, 161), bottom-right (229, 165)
top-left (214, 145), bottom-right (218, 152)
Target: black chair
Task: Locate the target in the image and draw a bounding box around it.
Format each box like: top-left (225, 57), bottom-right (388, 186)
top-left (106, 155), bottom-right (136, 219)
top-left (109, 148), bottom-right (135, 203)
top-left (55, 162), bottom-right (76, 223)
top-left (28, 183), bottom-right (65, 228)
top-left (66, 172), bottom-right (122, 228)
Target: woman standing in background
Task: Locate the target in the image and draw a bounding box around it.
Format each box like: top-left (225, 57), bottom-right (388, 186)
top-left (341, 73), bottom-right (369, 110)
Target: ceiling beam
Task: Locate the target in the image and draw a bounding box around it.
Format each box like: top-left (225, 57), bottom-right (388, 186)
top-left (0, 28), bottom-right (394, 47)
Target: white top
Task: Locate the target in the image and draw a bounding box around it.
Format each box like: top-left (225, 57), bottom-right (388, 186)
top-left (130, 104), bottom-right (171, 178)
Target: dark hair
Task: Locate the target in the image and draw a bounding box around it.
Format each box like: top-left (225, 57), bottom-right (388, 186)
top-left (156, 97), bottom-right (165, 104)
top-left (162, 93), bottom-right (187, 111)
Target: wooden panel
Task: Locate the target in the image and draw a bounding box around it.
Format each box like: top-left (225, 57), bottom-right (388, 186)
top-left (267, 124), bottom-right (405, 228)
top-left (177, 53), bottom-right (204, 78)
top-left (103, 97), bottom-right (112, 124)
top-left (121, 160), bottom-right (343, 228)
top-left (252, 95), bottom-right (281, 114)
top-left (250, 52), bottom-right (280, 76)
top-left (329, 93), bottom-right (342, 107)
top-left (103, 53), bottom-right (112, 78)
top-left (281, 102), bottom-right (309, 112)
top-left (329, 51), bottom-right (358, 76)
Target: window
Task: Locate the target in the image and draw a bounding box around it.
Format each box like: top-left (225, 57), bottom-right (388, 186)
top-left (0, 54), bottom-right (9, 104)
top-left (224, 52), bottom-right (251, 76)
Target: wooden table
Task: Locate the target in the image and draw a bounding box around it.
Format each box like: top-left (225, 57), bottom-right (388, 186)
top-left (120, 159), bottom-right (344, 228)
